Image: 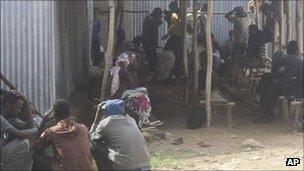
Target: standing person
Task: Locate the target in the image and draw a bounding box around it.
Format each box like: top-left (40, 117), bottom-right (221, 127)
top-left (162, 13), bottom-right (183, 78)
top-left (142, 8), bottom-right (163, 74)
top-left (246, 24), bottom-right (267, 68)
top-left (92, 8), bottom-right (102, 66)
top-left (32, 99), bottom-right (94, 171)
top-left (225, 6), bottom-right (252, 84)
top-left (198, 3), bottom-right (208, 41)
top-left (90, 99), bottom-right (150, 170)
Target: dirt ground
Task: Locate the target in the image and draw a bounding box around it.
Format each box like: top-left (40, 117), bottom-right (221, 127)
top-left (70, 78), bottom-right (303, 170)
top-left (146, 79), bottom-right (303, 170)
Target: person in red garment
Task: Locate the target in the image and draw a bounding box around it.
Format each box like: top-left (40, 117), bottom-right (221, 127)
top-left (32, 99), bottom-right (94, 171)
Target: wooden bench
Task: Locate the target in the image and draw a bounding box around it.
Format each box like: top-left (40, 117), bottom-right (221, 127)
top-left (279, 96), bottom-right (304, 129)
top-left (200, 91), bottom-right (235, 127)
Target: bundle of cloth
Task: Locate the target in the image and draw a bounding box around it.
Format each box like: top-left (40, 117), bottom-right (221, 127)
top-left (121, 87), bottom-right (152, 128)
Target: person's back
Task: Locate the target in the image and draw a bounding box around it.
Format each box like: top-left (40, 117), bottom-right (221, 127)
top-left (101, 114), bottom-right (150, 170)
top-left (44, 120), bottom-right (93, 171)
top-left (33, 99), bottom-right (93, 171)
top-left (142, 8), bottom-right (163, 48)
top-left (283, 55), bottom-right (303, 98)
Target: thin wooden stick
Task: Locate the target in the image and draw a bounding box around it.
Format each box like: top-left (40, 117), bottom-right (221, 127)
top-left (193, 0), bottom-right (199, 92)
top-left (205, 0), bottom-right (213, 127)
top-left (100, 0), bottom-right (115, 101)
top-left (0, 72), bottom-right (17, 90)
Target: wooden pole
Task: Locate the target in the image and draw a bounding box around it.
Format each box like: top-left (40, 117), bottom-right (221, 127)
top-left (205, 0), bottom-right (213, 127)
top-left (181, 0), bottom-right (189, 77)
top-left (296, 0), bottom-right (304, 55)
top-left (193, 0), bottom-right (199, 92)
top-left (285, 0), bottom-right (292, 44)
top-left (278, 0), bottom-right (285, 51)
top-left (100, 0), bottom-right (115, 101)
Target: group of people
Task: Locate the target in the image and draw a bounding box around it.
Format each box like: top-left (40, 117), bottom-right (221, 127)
top-left (1, 89), bottom-right (151, 171)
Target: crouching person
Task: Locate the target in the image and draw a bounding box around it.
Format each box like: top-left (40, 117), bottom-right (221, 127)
top-left (1, 115), bottom-right (38, 171)
top-left (1, 90), bottom-right (38, 171)
top-left (32, 99), bottom-right (94, 171)
top-left (90, 99), bottom-right (150, 171)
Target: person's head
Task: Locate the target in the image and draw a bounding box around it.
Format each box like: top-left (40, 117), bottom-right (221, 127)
top-left (171, 13), bottom-right (179, 24)
top-left (272, 50), bottom-right (288, 67)
top-left (132, 36), bottom-right (142, 49)
top-left (102, 99), bottom-right (125, 117)
top-left (53, 99), bottom-right (70, 122)
top-left (169, 0), bottom-right (178, 12)
top-left (259, 3), bottom-right (272, 15)
top-left (151, 7), bottom-right (163, 19)
top-left (249, 24), bottom-right (259, 34)
top-left (287, 41), bottom-right (299, 55)
top-left (234, 6), bottom-right (247, 17)
top-left (201, 3), bottom-right (208, 12)
top-left (2, 91), bottom-right (24, 118)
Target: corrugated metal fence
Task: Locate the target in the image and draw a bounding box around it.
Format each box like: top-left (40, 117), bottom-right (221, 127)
top-left (132, 0), bottom-right (298, 45)
top-left (1, 1), bottom-right (56, 113)
top-left (1, 1), bottom-right (91, 113)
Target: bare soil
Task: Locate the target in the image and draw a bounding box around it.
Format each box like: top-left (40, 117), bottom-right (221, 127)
top-left (147, 79), bottom-right (303, 170)
top-left (70, 78), bottom-right (304, 170)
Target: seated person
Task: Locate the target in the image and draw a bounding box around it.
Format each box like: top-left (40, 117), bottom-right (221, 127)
top-left (256, 41), bottom-right (303, 123)
top-left (1, 90), bottom-right (34, 134)
top-left (32, 99), bottom-right (94, 171)
top-left (121, 87), bottom-right (153, 129)
top-left (107, 54), bottom-right (137, 99)
top-left (153, 41), bottom-right (176, 82)
top-left (89, 99), bottom-right (150, 171)
top-left (1, 90), bottom-right (37, 170)
top-left (116, 36), bottom-right (142, 57)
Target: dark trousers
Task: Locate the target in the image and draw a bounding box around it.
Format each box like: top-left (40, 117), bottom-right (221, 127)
top-left (258, 74), bottom-right (283, 119)
top-left (143, 43), bottom-right (158, 74)
top-left (166, 36), bottom-right (182, 77)
top-left (90, 141), bottom-right (113, 171)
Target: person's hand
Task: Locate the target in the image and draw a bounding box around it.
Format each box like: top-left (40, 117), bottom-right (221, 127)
top-left (11, 90), bottom-right (27, 102)
top-left (41, 108), bottom-right (53, 123)
top-left (161, 34), bottom-right (169, 40)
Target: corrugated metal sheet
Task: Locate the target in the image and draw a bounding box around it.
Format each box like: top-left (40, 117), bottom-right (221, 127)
top-left (131, 0), bottom-right (298, 45)
top-left (1, 0), bottom-right (56, 113)
top-left (1, 1), bottom-right (91, 113)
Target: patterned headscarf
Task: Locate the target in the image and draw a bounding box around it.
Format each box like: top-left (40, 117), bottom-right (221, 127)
top-left (121, 87), bottom-right (151, 128)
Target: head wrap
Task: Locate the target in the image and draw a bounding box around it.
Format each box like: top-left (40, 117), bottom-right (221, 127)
top-left (103, 99), bottom-right (125, 116)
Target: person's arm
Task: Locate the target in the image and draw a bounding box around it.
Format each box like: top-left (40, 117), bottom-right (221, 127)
top-left (225, 10), bottom-right (236, 22)
top-left (6, 126), bottom-right (38, 140)
top-left (32, 130), bottom-right (52, 151)
top-left (12, 90), bottom-right (33, 128)
top-left (89, 102), bottom-right (106, 141)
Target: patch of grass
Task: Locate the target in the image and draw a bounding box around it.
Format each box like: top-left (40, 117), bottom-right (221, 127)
top-left (150, 152), bottom-right (180, 169)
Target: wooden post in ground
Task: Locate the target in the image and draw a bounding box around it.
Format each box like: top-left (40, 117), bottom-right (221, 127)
top-left (278, 0), bottom-right (285, 51)
top-left (100, 0), bottom-right (115, 101)
top-left (193, 0), bottom-right (199, 92)
top-left (205, 0), bottom-right (213, 127)
top-left (296, 0), bottom-right (304, 55)
top-left (285, 0), bottom-right (292, 45)
top-left (181, 0), bottom-right (189, 77)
